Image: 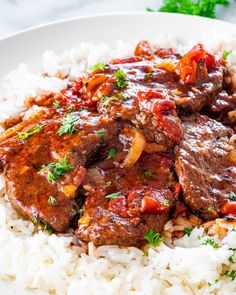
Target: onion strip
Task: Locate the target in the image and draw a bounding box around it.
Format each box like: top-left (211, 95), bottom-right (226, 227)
top-left (122, 130), bottom-right (146, 168)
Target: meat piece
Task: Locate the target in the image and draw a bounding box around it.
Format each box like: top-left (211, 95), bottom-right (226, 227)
top-left (78, 43), bottom-right (223, 147)
top-left (76, 153), bottom-right (178, 246)
top-left (0, 109), bottom-right (118, 231)
top-left (175, 115), bottom-right (236, 219)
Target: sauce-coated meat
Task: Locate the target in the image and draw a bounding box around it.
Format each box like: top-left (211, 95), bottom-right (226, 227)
top-left (76, 153), bottom-right (179, 246)
top-left (175, 115), bottom-right (236, 219)
top-left (0, 109), bottom-right (118, 231)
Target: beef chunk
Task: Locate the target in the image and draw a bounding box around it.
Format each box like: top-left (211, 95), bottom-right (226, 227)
top-left (76, 153), bottom-right (179, 246)
top-left (0, 109), bottom-right (118, 231)
top-left (175, 115), bottom-right (236, 219)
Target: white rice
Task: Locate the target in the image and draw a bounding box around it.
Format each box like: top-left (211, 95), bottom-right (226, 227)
top-left (0, 34), bottom-right (236, 294)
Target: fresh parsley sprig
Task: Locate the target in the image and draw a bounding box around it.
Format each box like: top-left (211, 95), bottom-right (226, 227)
top-left (114, 70), bottom-right (127, 89)
top-left (148, 0), bottom-right (231, 19)
top-left (38, 157), bottom-right (74, 182)
top-left (58, 114), bottom-right (78, 136)
top-left (144, 229), bottom-right (163, 247)
top-left (17, 124), bottom-right (44, 140)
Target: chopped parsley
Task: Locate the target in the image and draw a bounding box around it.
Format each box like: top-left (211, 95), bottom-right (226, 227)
top-left (202, 238), bottom-right (220, 249)
top-left (97, 129), bottom-right (106, 139)
top-left (156, 0), bottom-right (231, 19)
top-left (208, 279), bottom-right (219, 286)
top-left (144, 229), bottom-right (163, 247)
top-left (162, 199), bottom-right (169, 206)
top-left (48, 195), bottom-right (57, 206)
top-left (105, 192), bottom-right (120, 199)
top-left (207, 205), bottom-right (213, 211)
top-left (58, 114), bottom-right (78, 136)
top-left (17, 125), bottom-right (44, 140)
top-left (38, 157), bottom-right (74, 182)
top-left (92, 62), bottom-right (106, 71)
top-left (142, 171), bottom-right (153, 178)
top-left (224, 269), bottom-right (236, 281)
top-left (223, 50), bottom-right (232, 60)
top-left (53, 102), bottom-right (60, 109)
top-left (108, 148), bottom-right (117, 159)
top-left (229, 192), bottom-right (236, 201)
top-left (144, 73), bottom-right (153, 80)
top-left (114, 69), bottom-right (127, 89)
top-left (184, 228), bottom-right (193, 237)
top-left (228, 248), bottom-right (236, 263)
top-left (106, 181), bottom-right (112, 187)
top-left (31, 213), bottom-right (53, 234)
top-left (101, 96), bottom-right (117, 106)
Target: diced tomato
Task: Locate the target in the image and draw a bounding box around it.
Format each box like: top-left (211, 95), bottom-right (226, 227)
top-left (134, 40), bottom-right (153, 57)
top-left (140, 196), bottom-right (169, 214)
top-left (221, 201), bottom-right (236, 215)
top-left (152, 100), bottom-right (175, 113)
top-left (177, 43), bottom-right (219, 84)
top-left (137, 89), bottom-right (166, 101)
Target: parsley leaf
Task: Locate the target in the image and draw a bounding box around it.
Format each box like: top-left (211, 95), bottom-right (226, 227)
top-left (108, 148), bottom-right (117, 159)
top-left (156, 0), bottom-right (230, 19)
top-left (224, 269), bottom-right (236, 281)
top-left (162, 199), bottom-right (169, 206)
top-left (114, 70), bottom-right (127, 89)
top-left (105, 192), bottom-right (120, 199)
top-left (53, 102), bottom-right (60, 109)
top-left (184, 228), bottom-right (193, 237)
top-left (229, 192), bottom-right (236, 201)
top-left (48, 196), bottom-right (57, 206)
top-left (101, 96), bottom-right (117, 106)
top-left (97, 129), bottom-right (106, 139)
top-left (58, 114), bottom-right (78, 136)
top-left (223, 50), bottom-right (232, 60)
top-left (202, 238), bottom-right (220, 249)
top-left (142, 171), bottom-right (153, 178)
top-left (17, 125), bottom-right (44, 140)
top-left (38, 157), bottom-right (74, 182)
top-left (144, 229), bottom-right (163, 247)
top-left (92, 62), bottom-right (106, 71)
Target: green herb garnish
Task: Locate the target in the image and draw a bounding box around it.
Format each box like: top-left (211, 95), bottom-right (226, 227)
top-left (53, 102), bottom-right (60, 109)
top-left (163, 199), bottom-right (169, 206)
top-left (101, 96), bottom-right (117, 106)
top-left (229, 192), bottom-right (236, 201)
top-left (92, 62), bottom-right (106, 71)
top-left (17, 125), bottom-right (44, 140)
top-left (114, 69), bottom-right (127, 89)
top-left (97, 129), bottom-right (106, 139)
top-left (105, 192), bottom-right (120, 199)
top-left (224, 270), bottom-right (236, 281)
top-left (58, 113), bottom-right (78, 136)
top-left (38, 157), bottom-right (74, 182)
top-left (142, 171), bottom-right (153, 178)
top-left (48, 196), bottom-right (57, 206)
top-left (108, 148), bottom-right (117, 159)
top-left (223, 50), bottom-right (232, 60)
top-left (184, 228), bottom-right (193, 237)
top-left (152, 0), bottom-right (231, 19)
top-left (202, 238), bottom-right (220, 249)
top-left (144, 229), bottom-right (163, 247)
top-left (31, 213), bottom-right (53, 234)
top-left (207, 206), bottom-right (213, 211)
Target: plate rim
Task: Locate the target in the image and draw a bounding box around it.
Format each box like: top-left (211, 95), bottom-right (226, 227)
top-left (1, 11), bottom-right (236, 43)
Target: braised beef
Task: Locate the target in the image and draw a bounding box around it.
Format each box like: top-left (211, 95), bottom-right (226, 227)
top-left (175, 115), bottom-right (236, 219)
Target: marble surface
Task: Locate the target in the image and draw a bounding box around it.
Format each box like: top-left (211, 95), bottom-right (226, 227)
top-left (0, 0), bottom-right (236, 38)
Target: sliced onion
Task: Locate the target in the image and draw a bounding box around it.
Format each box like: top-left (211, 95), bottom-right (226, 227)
top-left (122, 130), bottom-right (146, 168)
top-left (84, 74), bottom-right (108, 93)
top-left (227, 151), bottom-right (236, 164)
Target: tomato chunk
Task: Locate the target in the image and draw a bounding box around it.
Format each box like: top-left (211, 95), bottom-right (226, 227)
top-left (221, 201), bottom-right (236, 215)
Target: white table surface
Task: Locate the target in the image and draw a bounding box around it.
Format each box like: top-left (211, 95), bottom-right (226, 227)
top-left (0, 0), bottom-right (236, 39)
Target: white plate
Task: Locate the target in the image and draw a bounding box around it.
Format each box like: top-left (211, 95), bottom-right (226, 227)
top-left (0, 12), bottom-right (235, 295)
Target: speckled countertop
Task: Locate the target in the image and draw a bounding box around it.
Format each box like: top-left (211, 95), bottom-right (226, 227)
top-left (0, 0), bottom-right (235, 38)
